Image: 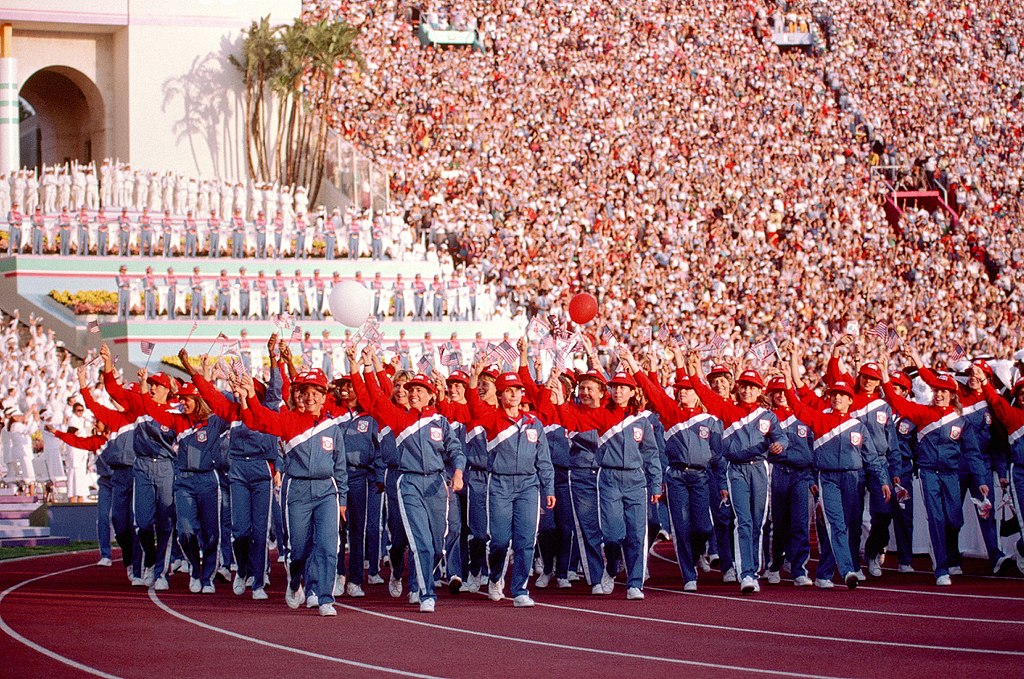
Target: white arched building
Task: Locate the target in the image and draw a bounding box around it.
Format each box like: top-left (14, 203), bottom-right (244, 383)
top-left (0, 0), bottom-right (299, 178)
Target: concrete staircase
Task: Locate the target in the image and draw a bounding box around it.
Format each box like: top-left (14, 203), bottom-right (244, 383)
top-left (0, 491), bottom-right (70, 548)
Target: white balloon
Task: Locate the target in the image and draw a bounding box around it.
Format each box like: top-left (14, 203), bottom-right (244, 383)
top-left (328, 281), bottom-right (372, 327)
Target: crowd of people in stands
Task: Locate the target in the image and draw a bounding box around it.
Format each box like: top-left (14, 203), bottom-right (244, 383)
top-left (293, 0), bottom-right (1023, 370)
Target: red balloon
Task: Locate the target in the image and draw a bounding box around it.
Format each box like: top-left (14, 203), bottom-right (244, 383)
top-left (568, 293), bottom-right (598, 325)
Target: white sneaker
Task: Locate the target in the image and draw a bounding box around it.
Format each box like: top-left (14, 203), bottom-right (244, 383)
top-left (815, 578), bottom-right (834, 589)
top-left (854, 569), bottom-right (866, 581)
top-left (766, 570), bottom-right (781, 584)
top-left (535, 573), bottom-right (551, 589)
top-left (408, 591), bottom-right (420, 605)
top-left (898, 564), bottom-right (914, 573)
top-left (534, 557), bottom-right (544, 575)
top-left (176, 560), bottom-right (191, 574)
top-left (367, 574), bottom-right (385, 585)
top-left (722, 567), bottom-right (737, 583)
top-left (697, 555), bottom-right (711, 573)
top-left (245, 576), bottom-right (255, 587)
top-left (867, 555), bottom-right (883, 578)
top-left (459, 575), bottom-right (474, 593)
top-left (513, 594), bottom-right (536, 607)
top-left (488, 580), bottom-right (504, 601)
top-left (346, 582), bottom-right (365, 598)
top-left (740, 577), bottom-right (757, 594)
top-left (333, 574), bottom-right (346, 597)
top-left (948, 566), bottom-right (963, 576)
top-left (97, 557), bottom-right (112, 567)
top-left (683, 580), bottom-right (698, 592)
top-left (600, 571), bottom-right (615, 595)
top-left (591, 584), bottom-right (607, 595)
top-left (419, 598), bottom-right (435, 613)
top-left (388, 577), bottom-right (403, 598)
top-left (794, 575), bottom-right (813, 587)
top-left (567, 571), bottom-right (580, 582)
top-left (319, 603), bottom-right (337, 617)
top-left (233, 573), bottom-right (246, 596)
top-left (993, 555), bottom-right (1011, 574)
top-left (201, 584), bottom-right (215, 594)
top-left (844, 572), bottom-right (859, 589)
top-left (626, 587), bottom-right (645, 600)
top-left (131, 576), bottom-right (146, 587)
top-left (936, 574), bottom-right (952, 586)
top-left (285, 585), bottom-right (305, 609)
top-left (216, 567), bottom-right (232, 582)
top-left (252, 588), bottom-right (268, 600)
top-left (141, 566), bottom-right (155, 588)
top-left (305, 594), bottom-right (319, 608)
top-left (557, 578), bottom-right (572, 589)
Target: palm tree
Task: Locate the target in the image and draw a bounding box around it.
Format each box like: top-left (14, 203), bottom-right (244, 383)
top-left (230, 15), bottom-right (360, 203)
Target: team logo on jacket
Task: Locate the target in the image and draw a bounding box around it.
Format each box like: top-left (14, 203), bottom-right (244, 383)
top-left (633, 427), bottom-right (644, 442)
top-left (526, 429), bottom-right (539, 444)
top-left (197, 431), bottom-right (207, 443)
top-left (698, 426), bottom-right (710, 440)
top-left (758, 419), bottom-right (770, 435)
top-left (984, 413), bottom-right (992, 425)
top-left (356, 421), bottom-right (369, 433)
top-left (876, 412), bottom-right (888, 425)
top-left (898, 421), bottom-right (912, 436)
top-left (949, 426), bottom-right (961, 440)
top-left (321, 436), bottom-right (334, 451)
top-left (797, 425), bottom-right (808, 439)
top-left (160, 425), bottom-right (170, 433)
top-left (430, 427), bottom-right (443, 442)
top-left (850, 432), bottom-right (862, 446)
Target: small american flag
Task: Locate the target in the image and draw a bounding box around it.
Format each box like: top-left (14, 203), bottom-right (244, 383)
top-left (87, 320), bottom-right (100, 334)
top-left (385, 341), bottom-right (400, 353)
top-left (884, 328), bottom-right (902, 351)
top-left (697, 333), bottom-right (725, 353)
top-left (948, 341), bottom-right (965, 362)
top-left (140, 340), bottom-right (156, 356)
top-left (538, 334), bottom-right (557, 351)
top-left (231, 358), bottom-right (247, 378)
top-left (225, 340), bottom-right (241, 356)
top-left (416, 354), bottom-right (433, 375)
top-left (552, 348), bottom-right (567, 372)
top-left (216, 331), bottom-right (228, 343)
top-left (657, 326), bottom-right (669, 342)
top-left (599, 325), bottom-right (614, 343)
top-left (290, 326), bottom-right (302, 343)
top-left (865, 321), bottom-right (889, 340)
top-left (440, 346), bottom-right (461, 368)
top-left (749, 338), bottom-right (777, 363)
top-left (493, 340), bottom-right (519, 365)
top-left (527, 316), bottom-right (550, 341)
top-left (779, 318), bottom-right (792, 334)
top-left (190, 320), bottom-right (199, 333)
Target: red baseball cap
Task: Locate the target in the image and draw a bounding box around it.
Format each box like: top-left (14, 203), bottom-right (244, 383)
top-left (446, 370), bottom-right (470, 386)
top-left (495, 372), bottom-right (525, 390)
top-left (972, 360), bottom-right (994, 377)
top-left (177, 383), bottom-right (200, 398)
top-left (923, 371), bottom-right (958, 392)
top-left (828, 379), bottom-right (855, 397)
top-left (890, 371), bottom-right (913, 391)
top-left (607, 372), bottom-right (637, 389)
top-left (707, 364), bottom-right (731, 380)
top-left (294, 369), bottom-right (329, 391)
top-left (858, 362), bottom-right (882, 380)
top-left (405, 373), bottom-right (435, 394)
top-left (736, 370), bottom-right (764, 389)
top-left (673, 374), bottom-right (695, 390)
top-left (480, 366), bottom-right (500, 381)
top-left (766, 376), bottom-right (786, 393)
top-left (147, 372), bottom-right (171, 389)
top-left (578, 369), bottom-right (607, 387)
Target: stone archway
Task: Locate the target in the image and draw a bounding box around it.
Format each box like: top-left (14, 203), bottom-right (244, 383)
top-left (19, 66), bottom-right (105, 169)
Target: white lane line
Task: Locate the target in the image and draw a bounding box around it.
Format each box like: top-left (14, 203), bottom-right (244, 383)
top-left (337, 602), bottom-right (850, 678)
top-left (637, 582), bottom-right (1024, 626)
top-left (533, 599), bottom-right (1024, 657)
top-left (149, 591), bottom-right (443, 678)
top-left (0, 563), bottom-right (124, 678)
top-left (651, 548), bottom-right (1023, 603)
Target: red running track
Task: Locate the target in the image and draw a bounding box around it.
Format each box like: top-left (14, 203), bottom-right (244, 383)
top-left (2, 545), bottom-right (1022, 678)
